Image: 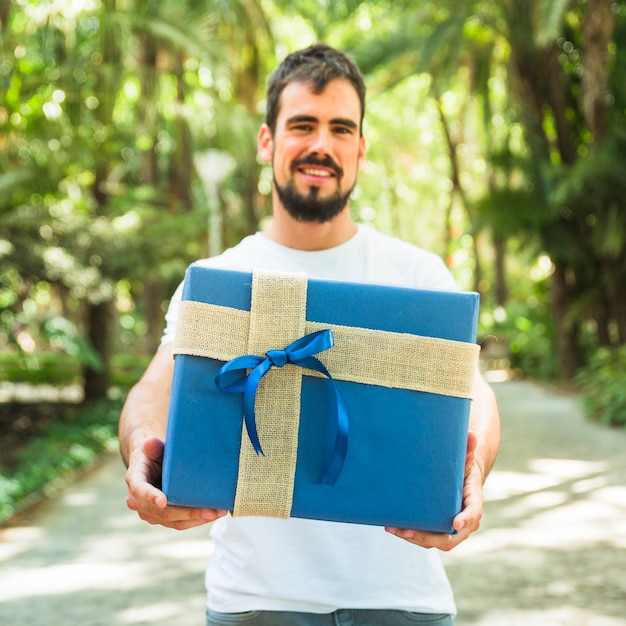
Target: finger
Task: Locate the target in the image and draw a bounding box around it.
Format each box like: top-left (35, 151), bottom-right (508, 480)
top-left (134, 510), bottom-right (221, 530)
top-left (466, 429), bottom-right (478, 457)
top-left (464, 430), bottom-right (478, 475)
top-left (143, 436), bottom-right (165, 462)
top-left (125, 463), bottom-right (168, 508)
top-left (452, 467), bottom-right (484, 534)
top-left (127, 491), bottom-right (228, 524)
top-left (452, 504), bottom-right (481, 535)
top-left (132, 503), bottom-right (227, 525)
top-left (385, 527), bottom-right (466, 551)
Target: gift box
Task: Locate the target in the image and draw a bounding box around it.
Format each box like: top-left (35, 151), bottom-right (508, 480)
top-left (162, 265), bottom-right (480, 533)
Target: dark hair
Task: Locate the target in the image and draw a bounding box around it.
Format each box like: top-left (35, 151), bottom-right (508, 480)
top-left (265, 43), bottom-right (366, 135)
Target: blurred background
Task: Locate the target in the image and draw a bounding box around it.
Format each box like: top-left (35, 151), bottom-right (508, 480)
top-left (1, 0), bottom-right (625, 523)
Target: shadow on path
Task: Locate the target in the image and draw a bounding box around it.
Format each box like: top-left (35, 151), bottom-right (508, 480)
top-left (1, 380), bottom-right (625, 625)
top-left (443, 380), bottom-right (626, 626)
top-left (0, 457), bottom-right (212, 626)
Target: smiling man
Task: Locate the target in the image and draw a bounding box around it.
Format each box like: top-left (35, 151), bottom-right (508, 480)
top-left (261, 77), bottom-right (365, 228)
top-left (119, 44), bottom-right (501, 626)
top-left (257, 54), bottom-right (367, 251)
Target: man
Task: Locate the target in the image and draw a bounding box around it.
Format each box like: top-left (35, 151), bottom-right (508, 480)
top-left (120, 43), bottom-right (501, 626)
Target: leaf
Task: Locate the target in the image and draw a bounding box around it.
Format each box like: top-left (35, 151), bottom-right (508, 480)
top-left (535, 0), bottom-right (573, 46)
top-left (0, 168), bottom-right (38, 212)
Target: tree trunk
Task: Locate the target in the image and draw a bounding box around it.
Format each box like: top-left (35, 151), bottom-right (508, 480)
top-left (242, 153), bottom-right (260, 236)
top-left (593, 295), bottom-right (612, 347)
top-left (471, 232), bottom-right (483, 295)
top-left (0, 1), bottom-right (11, 31)
top-left (545, 43), bottom-right (577, 165)
top-left (83, 301), bottom-right (112, 400)
top-left (138, 32), bottom-right (159, 189)
top-left (605, 264), bottom-right (626, 345)
top-left (81, 0), bottom-right (119, 401)
top-left (493, 234), bottom-right (508, 306)
top-left (234, 28), bottom-right (262, 238)
top-left (582, 0), bottom-right (615, 146)
top-left (550, 262), bottom-right (583, 379)
top-left (435, 96), bottom-right (483, 287)
top-left (613, 287), bottom-right (626, 346)
top-left (135, 31), bottom-right (168, 350)
top-left (510, 47), bottom-right (552, 168)
top-left (171, 51), bottom-right (194, 213)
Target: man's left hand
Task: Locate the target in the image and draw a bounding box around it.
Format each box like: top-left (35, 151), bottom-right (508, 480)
top-left (385, 430), bottom-right (483, 551)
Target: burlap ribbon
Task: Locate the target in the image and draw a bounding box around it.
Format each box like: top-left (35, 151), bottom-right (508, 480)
top-left (173, 268), bottom-right (480, 519)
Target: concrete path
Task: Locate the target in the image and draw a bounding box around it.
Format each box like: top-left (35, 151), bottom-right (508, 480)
top-left (1, 380), bottom-right (625, 626)
top-left (442, 380), bottom-right (626, 625)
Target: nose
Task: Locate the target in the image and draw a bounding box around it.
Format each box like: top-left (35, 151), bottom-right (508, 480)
top-left (309, 127), bottom-right (332, 156)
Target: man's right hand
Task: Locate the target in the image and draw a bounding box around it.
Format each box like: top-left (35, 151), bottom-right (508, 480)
top-left (125, 436), bottom-right (228, 530)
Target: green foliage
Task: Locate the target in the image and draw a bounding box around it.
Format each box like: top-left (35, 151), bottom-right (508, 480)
top-left (0, 475), bottom-right (21, 522)
top-left (110, 353), bottom-right (152, 387)
top-left (0, 0), bottom-right (263, 397)
top-left (479, 274), bottom-right (561, 380)
top-left (0, 397), bottom-right (123, 524)
top-left (43, 316), bottom-right (103, 371)
top-left (551, 128), bottom-right (626, 263)
top-left (0, 352), bottom-right (80, 385)
top-left (1, 0), bottom-right (626, 394)
top-left (497, 304), bottom-right (559, 380)
top-left (0, 352), bottom-right (149, 387)
top-left (575, 346), bottom-right (626, 428)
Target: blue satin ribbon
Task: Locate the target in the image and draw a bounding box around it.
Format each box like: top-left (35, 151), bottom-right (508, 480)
top-left (214, 329), bottom-right (349, 486)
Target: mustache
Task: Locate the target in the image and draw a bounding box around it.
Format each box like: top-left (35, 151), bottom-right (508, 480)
top-left (291, 154), bottom-right (343, 178)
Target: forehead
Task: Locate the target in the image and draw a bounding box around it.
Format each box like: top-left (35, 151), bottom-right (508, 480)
top-left (275, 78), bottom-right (362, 127)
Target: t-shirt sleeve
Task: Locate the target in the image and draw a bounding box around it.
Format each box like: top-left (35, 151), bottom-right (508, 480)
top-left (419, 254), bottom-right (458, 292)
top-left (160, 280), bottom-right (184, 346)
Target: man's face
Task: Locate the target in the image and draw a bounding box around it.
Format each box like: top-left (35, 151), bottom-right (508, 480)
top-left (258, 78), bottom-right (366, 223)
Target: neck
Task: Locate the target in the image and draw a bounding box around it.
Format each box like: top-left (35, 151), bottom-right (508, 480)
top-left (264, 200), bottom-right (358, 251)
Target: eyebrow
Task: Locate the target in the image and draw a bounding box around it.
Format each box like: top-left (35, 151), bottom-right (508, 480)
top-left (286, 114), bottom-right (358, 130)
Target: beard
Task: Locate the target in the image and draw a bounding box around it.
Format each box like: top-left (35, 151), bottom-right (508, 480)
top-left (273, 155), bottom-right (354, 223)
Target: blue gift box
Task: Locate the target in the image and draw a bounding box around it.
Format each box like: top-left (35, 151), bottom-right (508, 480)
top-left (162, 265), bottom-right (480, 533)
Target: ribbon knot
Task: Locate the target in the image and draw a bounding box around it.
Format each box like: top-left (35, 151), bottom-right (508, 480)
top-left (266, 349), bottom-right (288, 368)
top-left (215, 328), bottom-right (349, 485)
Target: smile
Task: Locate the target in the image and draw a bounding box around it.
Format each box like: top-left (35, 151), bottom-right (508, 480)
top-left (299, 167), bottom-right (334, 178)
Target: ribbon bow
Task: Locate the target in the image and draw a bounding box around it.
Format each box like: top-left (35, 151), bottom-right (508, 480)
top-left (215, 329), bottom-right (348, 485)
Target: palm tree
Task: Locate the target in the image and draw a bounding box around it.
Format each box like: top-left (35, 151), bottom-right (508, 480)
top-left (0, 0), bottom-right (274, 398)
top-left (371, 0), bottom-right (625, 378)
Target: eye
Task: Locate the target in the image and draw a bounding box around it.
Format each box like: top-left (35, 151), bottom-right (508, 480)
top-left (291, 123), bottom-right (314, 132)
top-left (333, 125), bottom-right (355, 136)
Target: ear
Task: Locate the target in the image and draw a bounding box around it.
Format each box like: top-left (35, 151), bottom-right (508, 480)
top-left (357, 134), bottom-right (367, 170)
top-left (258, 124), bottom-right (273, 163)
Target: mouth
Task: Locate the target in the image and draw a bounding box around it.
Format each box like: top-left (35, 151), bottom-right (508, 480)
top-left (292, 156), bottom-right (342, 182)
top-left (298, 166), bottom-right (335, 180)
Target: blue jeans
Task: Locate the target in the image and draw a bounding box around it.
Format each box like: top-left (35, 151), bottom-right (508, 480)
top-left (207, 609), bottom-right (454, 625)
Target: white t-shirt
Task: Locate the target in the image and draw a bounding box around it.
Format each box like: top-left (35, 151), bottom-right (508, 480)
top-left (161, 224), bottom-right (458, 615)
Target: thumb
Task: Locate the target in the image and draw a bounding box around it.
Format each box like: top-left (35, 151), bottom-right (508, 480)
top-left (142, 437), bottom-right (165, 463)
top-left (465, 430), bottom-right (478, 477)
top-left (466, 430), bottom-right (478, 456)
